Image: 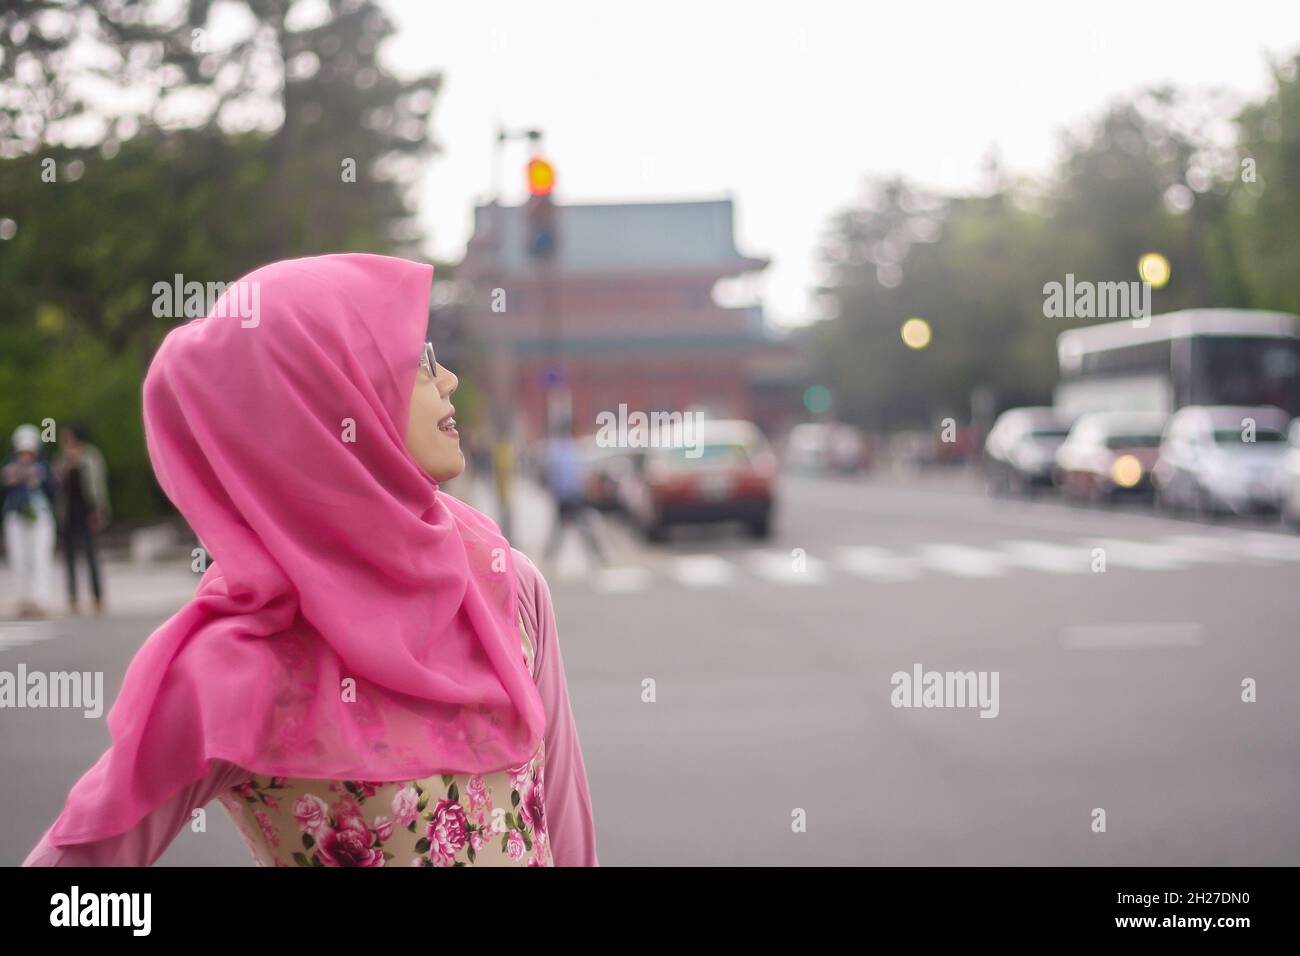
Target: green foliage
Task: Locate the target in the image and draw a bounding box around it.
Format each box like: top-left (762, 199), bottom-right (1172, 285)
top-left (814, 56), bottom-right (1300, 430)
top-left (1224, 58), bottom-right (1300, 315)
top-left (0, 0), bottom-right (444, 519)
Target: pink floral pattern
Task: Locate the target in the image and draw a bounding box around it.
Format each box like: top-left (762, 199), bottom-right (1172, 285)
top-left (222, 753), bottom-right (549, 867)
top-left (219, 613), bottom-right (551, 868)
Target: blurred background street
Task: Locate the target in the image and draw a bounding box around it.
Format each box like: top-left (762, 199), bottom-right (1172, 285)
top-left (4, 464), bottom-right (1296, 864)
top-left (2, 1), bottom-right (1297, 867)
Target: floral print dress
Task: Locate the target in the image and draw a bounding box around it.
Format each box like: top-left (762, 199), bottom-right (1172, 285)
top-left (217, 613), bottom-right (550, 867)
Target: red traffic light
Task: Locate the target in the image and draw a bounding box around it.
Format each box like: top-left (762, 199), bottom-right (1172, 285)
top-left (527, 156), bottom-right (556, 197)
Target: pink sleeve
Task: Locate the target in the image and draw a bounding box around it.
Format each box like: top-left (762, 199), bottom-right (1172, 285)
top-left (516, 550), bottom-right (599, 867)
top-left (22, 759), bottom-right (253, 867)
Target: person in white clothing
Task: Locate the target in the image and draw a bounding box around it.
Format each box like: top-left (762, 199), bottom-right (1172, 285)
top-left (2, 423), bottom-right (58, 618)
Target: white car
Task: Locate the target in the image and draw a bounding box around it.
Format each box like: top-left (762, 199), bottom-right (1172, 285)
top-left (1282, 418), bottom-right (1300, 529)
top-left (983, 407), bottom-right (1072, 495)
top-left (1053, 411), bottom-right (1166, 503)
top-left (1153, 405), bottom-right (1291, 517)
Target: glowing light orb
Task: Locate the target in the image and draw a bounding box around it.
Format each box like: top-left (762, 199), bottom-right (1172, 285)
top-left (1112, 455), bottom-right (1143, 488)
top-left (1138, 253), bottom-right (1171, 288)
top-left (901, 318), bottom-right (932, 350)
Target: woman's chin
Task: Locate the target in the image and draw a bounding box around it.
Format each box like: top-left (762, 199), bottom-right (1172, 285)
top-left (431, 452), bottom-right (465, 484)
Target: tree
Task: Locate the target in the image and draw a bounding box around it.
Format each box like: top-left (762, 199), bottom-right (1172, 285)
top-left (810, 64), bottom-right (1300, 434)
top-left (0, 0), bottom-right (446, 518)
top-left (1223, 53), bottom-right (1300, 315)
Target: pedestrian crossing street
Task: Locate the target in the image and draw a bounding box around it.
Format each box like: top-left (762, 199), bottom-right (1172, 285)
top-left (547, 530), bottom-right (1300, 593)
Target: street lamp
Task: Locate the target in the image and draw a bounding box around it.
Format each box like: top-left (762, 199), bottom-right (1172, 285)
top-left (1138, 252), bottom-right (1171, 289)
top-left (901, 317), bottom-right (932, 350)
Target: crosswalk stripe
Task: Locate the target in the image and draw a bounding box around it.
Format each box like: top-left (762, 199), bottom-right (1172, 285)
top-left (0, 621), bottom-right (58, 651)
top-left (915, 543), bottom-right (1007, 578)
top-left (1156, 534), bottom-right (1265, 562)
top-left (1151, 533), bottom-right (1300, 564)
top-left (593, 567), bottom-right (652, 594)
top-left (834, 546), bottom-right (920, 581)
top-left (1239, 532), bottom-right (1300, 562)
top-left (560, 530), bottom-right (1300, 592)
top-left (669, 555), bottom-right (736, 588)
top-left (1083, 537), bottom-right (1212, 571)
top-left (999, 539), bottom-right (1092, 574)
top-left (747, 550), bottom-right (826, 585)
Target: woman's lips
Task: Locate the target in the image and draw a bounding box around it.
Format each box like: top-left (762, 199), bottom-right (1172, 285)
top-left (437, 413), bottom-right (458, 438)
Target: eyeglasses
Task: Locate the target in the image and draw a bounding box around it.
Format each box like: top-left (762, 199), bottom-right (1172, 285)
top-left (418, 341), bottom-right (438, 379)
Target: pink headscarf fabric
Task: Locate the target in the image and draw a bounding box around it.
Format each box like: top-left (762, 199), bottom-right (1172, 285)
top-left (47, 253), bottom-right (545, 846)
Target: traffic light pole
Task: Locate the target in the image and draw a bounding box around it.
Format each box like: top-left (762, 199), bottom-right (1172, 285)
top-left (485, 126), bottom-right (560, 536)
top-left (486, 127), bottom-right (538, 539)
top-left (540, 252), bottom-right (569, 433)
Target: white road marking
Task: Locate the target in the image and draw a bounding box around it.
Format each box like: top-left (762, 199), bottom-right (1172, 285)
top-left (747, 550), bottom-right (827, 585)
top-left (999, 539), bottom-right (1092, 574)
top-left (1061, 622), bottom-right (1204, 649)
top-left (1083, 538), bottom-right (1209, 571)
top-left (593, 566), bottom-right (652, 594)
top-left (1239, 532), bottom-right (1300, 562)
top-left (834, 546), bottom-right (920, 581)
top-left (549, 530), bottom-right (1295, 591)
top-left (669, 555), bottom-right (736, 588)
top-left (0, 621), bottom-right (58, 651)
top-left (1156, 534), bottom-right (1269, 563)
top-left (915, 543), bottom-right (1007, 578)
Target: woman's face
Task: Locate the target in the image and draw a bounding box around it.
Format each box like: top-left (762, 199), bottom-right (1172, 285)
top-left (405, 357), bottom-right (463, 482)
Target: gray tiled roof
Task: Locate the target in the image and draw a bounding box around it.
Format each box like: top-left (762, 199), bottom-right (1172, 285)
top-left (468, 197), bottom-right (767, 276)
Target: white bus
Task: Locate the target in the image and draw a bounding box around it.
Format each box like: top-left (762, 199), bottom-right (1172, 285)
top-left (1055, 309), bottom-right (1300, 421)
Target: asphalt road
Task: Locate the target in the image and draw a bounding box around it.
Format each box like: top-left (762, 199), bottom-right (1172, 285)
top-left (3, 467), bottom-right (1297, 865)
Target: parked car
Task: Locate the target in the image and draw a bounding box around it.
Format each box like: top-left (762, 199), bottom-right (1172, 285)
top-left (1054, 411), bottom-right (1167, 503)
top-left (1282, 418), bottom-right (1300, 529)
top-left (617, 419), bottom-right (777, 541)
top-left (983, 407), bottom-right (1072, 495)
top-left (1153, 405), bottom-right (1291, 517)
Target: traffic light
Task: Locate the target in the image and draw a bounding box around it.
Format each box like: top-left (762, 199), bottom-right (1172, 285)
top-left (524, 156), bottom-right (558, 261)
top-left (527, 157), bottom-right (555, 197)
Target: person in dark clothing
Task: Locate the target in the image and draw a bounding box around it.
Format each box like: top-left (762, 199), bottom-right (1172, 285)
top-left (51, 423), bottom-right (111, 615)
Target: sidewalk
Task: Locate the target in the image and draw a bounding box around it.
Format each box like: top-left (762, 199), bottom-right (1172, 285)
top-left (0, 474), bottom-right (621, 622)
top-left (0, 559), bottom-right (201, 623)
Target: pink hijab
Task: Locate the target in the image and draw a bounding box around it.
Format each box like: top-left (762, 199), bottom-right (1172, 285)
top-left (47, 253), bottom-right (545, 846)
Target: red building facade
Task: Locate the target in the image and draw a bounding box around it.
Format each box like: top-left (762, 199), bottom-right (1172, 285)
top-left (458, 197), bottom-right (804, 443)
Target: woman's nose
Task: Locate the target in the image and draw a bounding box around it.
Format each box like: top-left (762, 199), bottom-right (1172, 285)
top-left (438, 365), bottom-right (459, 397)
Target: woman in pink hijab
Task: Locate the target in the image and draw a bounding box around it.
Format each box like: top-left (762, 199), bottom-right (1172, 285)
top-left (22, 253), bottom-right (598, 867)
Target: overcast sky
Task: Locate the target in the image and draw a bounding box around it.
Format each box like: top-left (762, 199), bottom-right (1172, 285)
top-left (381, 0), bottom-right (1298, 327)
